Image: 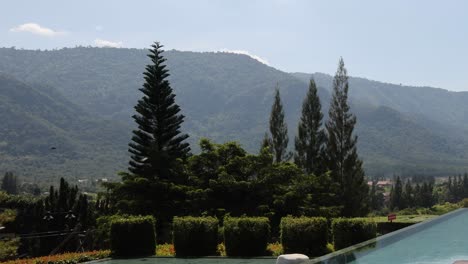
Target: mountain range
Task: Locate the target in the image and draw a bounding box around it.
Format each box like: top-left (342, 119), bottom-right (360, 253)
top-left (0, 47), bottom-right (467, 181)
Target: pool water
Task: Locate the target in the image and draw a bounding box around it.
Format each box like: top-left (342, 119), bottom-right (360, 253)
top-left (311, 208), bottom-right (468, 264)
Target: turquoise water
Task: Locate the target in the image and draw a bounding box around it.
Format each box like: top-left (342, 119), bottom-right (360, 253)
top-left (313, 209), bottom-right (468, 264)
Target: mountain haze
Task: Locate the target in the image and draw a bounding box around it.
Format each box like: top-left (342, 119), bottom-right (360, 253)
top-left (0, 47), bottom-right (467, 178)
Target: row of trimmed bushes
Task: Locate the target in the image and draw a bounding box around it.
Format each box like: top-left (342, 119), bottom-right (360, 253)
top-left (109, 215), bottom-right (379, 257)
top-left (173, 216), bottom-right (270, 257)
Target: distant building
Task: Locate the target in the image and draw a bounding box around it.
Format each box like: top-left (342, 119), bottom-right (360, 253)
top-left (367, 180), bottom-right (392, 187)
top-left (77, 179), bottom-right (90, 187)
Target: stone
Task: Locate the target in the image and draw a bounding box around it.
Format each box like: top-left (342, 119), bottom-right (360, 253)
top-left (276, 253), bottom-right (309, 264)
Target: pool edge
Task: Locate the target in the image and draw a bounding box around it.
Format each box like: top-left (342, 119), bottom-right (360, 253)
top-left (308, 208), bottom-right (467, 263)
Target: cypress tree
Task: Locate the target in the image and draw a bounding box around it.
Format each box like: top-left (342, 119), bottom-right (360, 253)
top-left (325, 57), bottom-right (368, 216)
top-left (294, 78), bottom-right (326, 175)
top-left (269, 86), bottom-right (290, 163)
top-left (447, 176), bottom-right (454, 202)
top-left (1, 172), bottom-right (17, 195)
top-left (128, 42), bottom-right (190, 180)
top-left (402, 179), bottom-right (414, 208)
top-left (390, 176), bottom-right (403, 210)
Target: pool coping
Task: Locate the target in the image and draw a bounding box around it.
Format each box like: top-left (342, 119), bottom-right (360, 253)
top-left (308, 208), bottom-right (467, 263)
top-left (86, 256), bottom-right (277, 263)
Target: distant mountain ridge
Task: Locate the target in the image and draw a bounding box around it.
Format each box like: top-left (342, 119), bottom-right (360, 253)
top-left (0, 72), bottom-right (128, 183)
top-left (0, 47), bottom-right (467, 177)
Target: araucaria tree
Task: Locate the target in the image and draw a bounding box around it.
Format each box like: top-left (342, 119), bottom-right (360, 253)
top-left (128, 42), bottom-right (190, 180)
top-left (325, 58), bottom-right (368, 216)
top-left (269, 87), bottom-right (290, 163)
top-left (294, 78), bottom-right (326, 175)
top-left (109, 42), bottom-right (191, 237)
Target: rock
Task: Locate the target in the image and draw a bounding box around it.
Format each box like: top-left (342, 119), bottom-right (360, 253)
top-left (276, 253), bottom-right (309, 264)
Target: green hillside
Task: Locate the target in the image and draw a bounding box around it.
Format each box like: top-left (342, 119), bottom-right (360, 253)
top-left (0, 73), bottom-right (128, 183)
top-left (0, 47), bottom-right (468, 177)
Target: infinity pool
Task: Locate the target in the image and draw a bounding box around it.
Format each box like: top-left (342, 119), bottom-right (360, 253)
top-left (311, 208), bottom-right (468, 264)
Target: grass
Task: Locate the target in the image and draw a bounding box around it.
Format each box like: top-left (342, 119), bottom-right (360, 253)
top-left (370, 214), bottom-right (437, 223)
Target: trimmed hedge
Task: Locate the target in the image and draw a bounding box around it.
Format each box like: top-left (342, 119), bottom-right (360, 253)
top-left (377, 222), bottom-right (413, 235)
top-left (461, 198), bottom-right (468, 208)
top-left (173, 216), bottom-right (219, 256)
top-left (280, 217), bottom-right (328, 256)
top-left (224, 217), bottom-right (270, 256)
top-left (110, 215), bottom-right (156, 257)
top-left (332, 218), bottom-right (377, 250)
top-left (94, 214), bottom-right (126, 250)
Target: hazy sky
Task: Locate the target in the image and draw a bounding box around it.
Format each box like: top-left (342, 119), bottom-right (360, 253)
top-left (2, 0), bottom-right (468, 91)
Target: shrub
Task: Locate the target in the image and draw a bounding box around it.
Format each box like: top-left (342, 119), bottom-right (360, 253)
top-left (224, 217), bottom-right (270, 256)
top-left (432, 202), bottom-right (460, 214)
top-left (461, 198), bottom-right (468, 208)
top-left (0, 239), bottom-right (19, 261)
top-left (332, 218), bottom-right (377, 250)
top-left (173, 216), bottom-right (218, 256)
top-left (267, 242), bottom-right (283, 257)
top-left (280, 217), bottom-right (328, 256)
top-left (156, 243), bottom-right (175, 256)
top-left (0, 250), bottom-right (110, 264)
top-left (110, 215), bottom-right (156, 257)
top-left (94, 214), bottom-right (126, 249)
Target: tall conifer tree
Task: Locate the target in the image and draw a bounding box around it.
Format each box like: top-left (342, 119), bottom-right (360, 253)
top-left (269, 87), bottom-right (290, 163)
top-left (325, 57), bottom-right (368, 216)
top-left (1, 172), bottom-right (18, 195)
top-left (128, 42), bottom-right (190, 180)
top-left (294, 78), bottom-right (326, 175)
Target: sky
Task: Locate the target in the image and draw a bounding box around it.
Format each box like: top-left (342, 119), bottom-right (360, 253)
top-left (2, 0), bottom-right (468, 91)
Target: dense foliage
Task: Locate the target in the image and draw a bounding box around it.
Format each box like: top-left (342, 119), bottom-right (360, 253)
top-left (110, 215), bottom-right (156, 257)
top-left (331, 218), bottom-right (377, 250)
top-left (1, 173), bottom-right (18, 195)
top-left (280, 216), bottom-right (328, 256)
top-left (93, 214), bottom-right (125, 250)
top-left (172, 216), bottom-right (218, 256)
top-left (0, 178), bottom-right (94, 257)
top-left (223, 217), bottom-right (270, 257)
top-left (389, 176), bottom-right (436, 210)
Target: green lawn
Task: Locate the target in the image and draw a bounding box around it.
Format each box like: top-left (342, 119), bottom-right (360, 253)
top-left (370, 214), bottom-right (437, 223)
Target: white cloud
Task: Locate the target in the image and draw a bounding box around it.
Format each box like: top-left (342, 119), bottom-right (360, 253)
top-left (218, 49), bottom-right (269, 65)
top-left (10, 23), bottom-right (65, 37)
top-left (94, 38), bottom-right (123, 48)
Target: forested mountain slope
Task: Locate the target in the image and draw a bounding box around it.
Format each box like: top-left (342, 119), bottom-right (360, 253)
top-left (1, 47), bottom-right (467, 177)
top-left (0, 73), bottom-right (128, 183)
